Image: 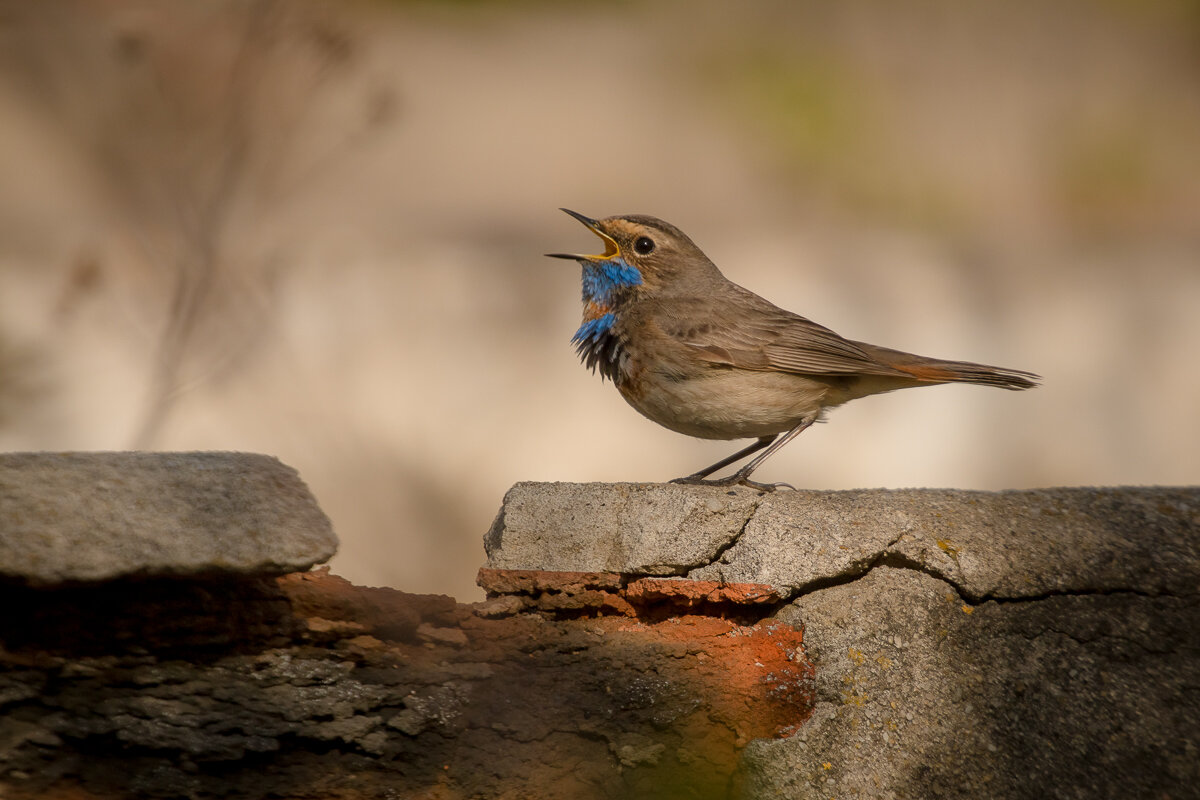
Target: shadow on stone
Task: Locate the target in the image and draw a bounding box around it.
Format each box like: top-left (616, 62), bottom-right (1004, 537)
top-left (0, 577), bottom-right (295, 656)
top-left (0, 570), bottom-right (815, 799)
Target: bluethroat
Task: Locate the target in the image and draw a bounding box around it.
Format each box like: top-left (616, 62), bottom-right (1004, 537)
top-left (547, 210), bottom-right (1039, 491)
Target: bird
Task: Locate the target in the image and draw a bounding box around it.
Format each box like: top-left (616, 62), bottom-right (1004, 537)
top-left (546, 209), bottom-right (1039, 491)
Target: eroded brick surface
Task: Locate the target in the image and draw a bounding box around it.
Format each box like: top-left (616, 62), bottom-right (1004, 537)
top-left (0, 568), bottom-right (812, 799)
top-left (476, 567), bottom-right (786, 620)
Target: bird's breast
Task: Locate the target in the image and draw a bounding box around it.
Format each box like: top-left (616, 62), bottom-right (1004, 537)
top-left (617, 363), bottom-right (832, 440)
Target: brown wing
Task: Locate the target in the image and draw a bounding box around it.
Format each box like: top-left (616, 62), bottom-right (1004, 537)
top-left (650, 287), bottom-right (907, 378)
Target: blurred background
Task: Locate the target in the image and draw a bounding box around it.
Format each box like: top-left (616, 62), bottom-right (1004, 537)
top-left (0, 0), bottom-right (1197, 600)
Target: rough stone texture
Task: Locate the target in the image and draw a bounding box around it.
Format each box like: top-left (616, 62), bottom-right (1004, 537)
top-left (3, 480), bottom-right (1198, 799)
top-left (487, 483), bottom-right (1200, 799)
top-left (485, 481), bottom-right (763, 574)
top-left (0, 569), bottom-right (814, 800)
top-left (689, 487), bottom-right (1200, 600)
top-left (0, 452), bottom-right (337, 585)
top-left (490, 484), bottom-right (1200, 601)
top-left (743, 567), bottom-right (1200, 800)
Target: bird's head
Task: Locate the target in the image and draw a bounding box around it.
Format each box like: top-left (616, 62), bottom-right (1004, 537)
top-left (546, 209), bottom-right (717, 305)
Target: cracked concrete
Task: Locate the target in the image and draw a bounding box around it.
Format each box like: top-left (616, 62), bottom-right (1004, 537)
top-left (485, 481), bottom-right (763, 575)
top-left (487, 482), bottom-right (1200, 799)
top-left (490, 484), bottom-right (1199, 601)
top-left (749, 568), bottom-right (1200, 799)
top-left (689, 487), bottom-right (1200, 601)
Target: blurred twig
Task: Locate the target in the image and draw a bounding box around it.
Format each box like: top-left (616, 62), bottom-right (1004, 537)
top-left (0, 0), bottom-right (397, 447)
top-left (131, 0), bottom-right (269, 448)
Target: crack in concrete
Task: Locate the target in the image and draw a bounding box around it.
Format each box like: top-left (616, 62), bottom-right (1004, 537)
top-left (779, 529), bottom-right (912, 602)
top-left (654, 495), bottom-right (765, 577)
top-left (878, 551), bottom-right (1189, 606)
top-left (976, 585), bottom-right (1184, 604)
top-left (706, 495), bottom-right (765, 568)
top-left (783, 534), bottom-right (1189, 610)
top-left (872, 547), bottom-right (970, 602)
top-left (1019, 621), bottom-right (1187, 656)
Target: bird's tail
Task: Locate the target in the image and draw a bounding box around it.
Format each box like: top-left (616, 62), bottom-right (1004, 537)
top-left (898, 359), bottom-right (1040, 390)
top-left (858, 344), bottom-right (1040, 391)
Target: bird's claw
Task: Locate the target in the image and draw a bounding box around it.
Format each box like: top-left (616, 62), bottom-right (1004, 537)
top-left (669, 475), bottom-right (795, 493)
top-left (736, 478), bottom-right (795, 492)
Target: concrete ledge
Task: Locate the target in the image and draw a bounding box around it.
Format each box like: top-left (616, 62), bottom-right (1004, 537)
top-left (0, 452), bottom-right (337, 585)
top-left (486, 483), bottom-right (1200, 599)
top-left (486, 482), bottom-right (1200, 799)
top-left (485, 481), bottom-right (762, 574)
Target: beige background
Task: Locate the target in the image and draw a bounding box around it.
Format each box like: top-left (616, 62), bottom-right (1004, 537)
top-left (1, 0), bottom-right (1197, 599)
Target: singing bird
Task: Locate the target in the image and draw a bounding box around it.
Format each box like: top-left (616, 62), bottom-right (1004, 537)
top-left (547, 210), bottom-right (1039, 491)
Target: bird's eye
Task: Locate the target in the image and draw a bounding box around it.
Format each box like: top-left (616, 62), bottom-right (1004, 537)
top-left (633, 236), bottom-right (655, 255)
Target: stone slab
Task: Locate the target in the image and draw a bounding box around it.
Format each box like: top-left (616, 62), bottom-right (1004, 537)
top-left (690, 486), bottom-right (1200, 598)
top-left (0, 452), bottom-right (337, 585)
top-left (487, 483), bottom-right (1200, 599)
top-left (484, 481), bottom-right (762, 575)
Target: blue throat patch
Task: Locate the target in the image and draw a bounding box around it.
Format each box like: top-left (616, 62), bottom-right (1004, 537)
top-left (580, 258), bottom-right (643, 306)
top-left (572, 312), bottom-right (616, 345)
top-left (571, 257), bottom-right (640, 381)
top-left (573, 258), bottom-right (640, 344)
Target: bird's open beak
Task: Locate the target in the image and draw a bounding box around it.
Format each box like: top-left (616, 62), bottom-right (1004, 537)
top-left (545, 208), bottom-right (620, 261)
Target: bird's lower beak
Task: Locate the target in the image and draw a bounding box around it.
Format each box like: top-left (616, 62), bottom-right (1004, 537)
top-left (545, 208), bottom-right (620, 261)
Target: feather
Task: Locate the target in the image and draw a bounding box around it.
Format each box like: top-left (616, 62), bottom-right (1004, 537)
top-left (654, 289), bottom-right (908, 378)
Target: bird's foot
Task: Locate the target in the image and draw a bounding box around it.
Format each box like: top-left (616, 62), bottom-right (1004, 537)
top-left (670, 474), bottom-right (795, 493)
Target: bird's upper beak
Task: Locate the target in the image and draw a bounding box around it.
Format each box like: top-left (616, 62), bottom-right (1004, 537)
top-left (545, 208), bottom-right (621, 261)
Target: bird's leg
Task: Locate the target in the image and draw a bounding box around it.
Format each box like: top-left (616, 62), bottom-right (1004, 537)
top-left (670, 435), bottom-right (776, 484)
top-left (670, 414), bottom-right (819, 492)
top-left (724, 414), bottom-right (817, 489)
